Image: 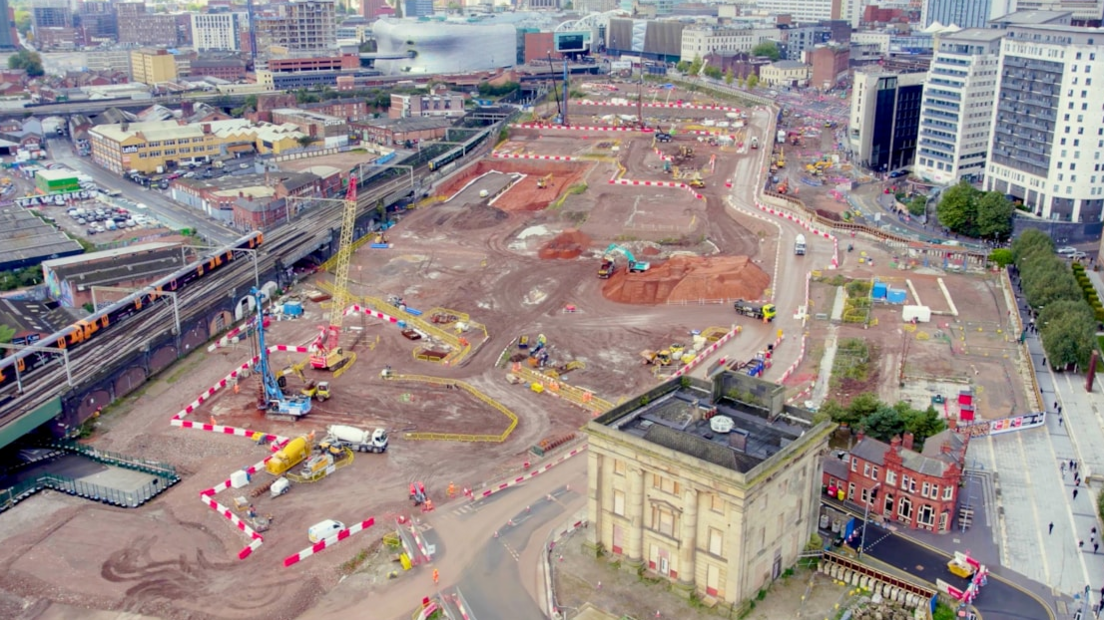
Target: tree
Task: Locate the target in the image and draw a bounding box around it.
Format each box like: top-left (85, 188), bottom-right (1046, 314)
top-left (8, 50), bottom-right (44, 77)
top-left (976, 191), bottom-right (1015, 241)
top-left (936, 180), bottom-right (980, 236)
top-left (1021, 257), bottom-right (1081, 309)
top-left (0, 324), bottom-right (14, 344)
top-left (296, 135), bottom-right (317, 148)
top-left (737, 76), bottom-right (746, 88)
top-left (687, 54), bottom-right (703, 77)
top-left (703, 65), bottom-right (722, 79)
top-left (902, 405), bottom-right (946, 442)
top-left (1039, 300), bottom-right (1096, 368)
top-left (906, 196), bottom-right (927, 217)
top-left (14, 10), bottom-right (30, 36)
top-left (751, 41), bottom-right (781, 62)
top-left (1012, 229), bottom-right (1055, 265)
top-left (862, 404), bottom-right (906, 442)
top-left (724, 67), bottom-right (734, 85)
top-left (676, 60), bottom-right (691, 73)
top-left (989, 248), bottom-right (1014, 268)
top-left (746, 74), bottom-right (759, 89)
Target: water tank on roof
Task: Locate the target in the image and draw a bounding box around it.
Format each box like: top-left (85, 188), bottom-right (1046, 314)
top-left (709, 416), bottom-right (734, 434)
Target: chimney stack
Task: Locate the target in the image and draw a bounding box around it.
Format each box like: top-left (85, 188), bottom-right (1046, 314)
top-left (902, 432), bottom-right (914, 451)
top-left (855, 429), bottom-right (865, 443)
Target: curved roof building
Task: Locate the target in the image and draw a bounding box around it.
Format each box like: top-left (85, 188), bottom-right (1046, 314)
top-left (373, 18), bottom-right (518, 75)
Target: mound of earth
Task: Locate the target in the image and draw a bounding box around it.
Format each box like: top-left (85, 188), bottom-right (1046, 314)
top-left (601, 255), bottom-right (769, 304)
top-left (451, 202), bottom-right (509, 230)
top-left (539, 229), bottom-right (592, 259)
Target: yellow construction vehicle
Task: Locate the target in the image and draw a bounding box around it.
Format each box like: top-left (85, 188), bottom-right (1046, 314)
top-left (688, 178), bottom-right (705, 189)
top-left (776, 147), bottom-right (785, 169)
top-left (640, 350), bottom-right (673, 366)
top-left (537, 174), bottom-right (553, 189)
top-left (679, 145), bottom-right (694, 159)
top-left (301, 381), bottom-right (331, 402)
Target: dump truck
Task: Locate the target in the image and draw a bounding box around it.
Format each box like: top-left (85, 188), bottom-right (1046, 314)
top-left (327, 424), bottom-right (389, 453)
top-left (598, 259), bottom-right (617, 278)
top-left (301, 381), bottom-right (331, 401)
top-left (794, 234), bottom-right (806, 256)
top-left (265, 436), bottom-right (311, 475)
top-left (734, 299), bottom-right (777, 321)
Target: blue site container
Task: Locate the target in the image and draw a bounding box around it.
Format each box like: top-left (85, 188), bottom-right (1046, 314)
top-left (887, 289), bottom-right (908, 304)
top-left (283, 301), bottom-right (303, 317)
top-left (872, 281), bottom-right (888, 299)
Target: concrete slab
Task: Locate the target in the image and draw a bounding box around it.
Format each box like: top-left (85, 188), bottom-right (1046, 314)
top-left (8, 454), bottom-right (161, 496)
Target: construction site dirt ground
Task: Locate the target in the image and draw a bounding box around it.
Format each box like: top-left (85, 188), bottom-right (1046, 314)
top-left (553, 527), bottom-right (849, 620)
top-left (788, 236), bottom-right (1027, 420)
top-left (0, 116), bottom-right (781, 619)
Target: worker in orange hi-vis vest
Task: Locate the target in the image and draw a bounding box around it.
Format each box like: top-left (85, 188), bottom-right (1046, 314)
top-left (432, 568), bottom-right (439, 585)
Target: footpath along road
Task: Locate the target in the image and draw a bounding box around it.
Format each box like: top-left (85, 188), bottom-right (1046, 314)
top-left (300, 452), bottom-right (588, 620)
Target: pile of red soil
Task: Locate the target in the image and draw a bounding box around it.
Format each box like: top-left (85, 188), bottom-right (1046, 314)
top-left (538, 229), bottom-right (592, 259)
top-left (602, 255), bottom-right (769, 304)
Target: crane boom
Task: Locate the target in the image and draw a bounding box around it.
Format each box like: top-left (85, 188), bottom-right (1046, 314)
top-left (310, 175), bottom-right (359, 371)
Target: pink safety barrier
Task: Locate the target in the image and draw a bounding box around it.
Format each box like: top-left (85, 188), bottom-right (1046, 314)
top-left (283, 517), bottom-right (376, 567)
top-left (491, 152), bottom-right (578, 161)
top-left (474, 445), bottom-right (588, 501)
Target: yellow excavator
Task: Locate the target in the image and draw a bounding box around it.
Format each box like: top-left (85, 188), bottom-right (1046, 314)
top-left (537, 174), bottom-right (553, 189)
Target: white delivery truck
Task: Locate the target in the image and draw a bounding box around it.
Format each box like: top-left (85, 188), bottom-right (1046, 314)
top-left (794, 234), bottom-right (806, 256)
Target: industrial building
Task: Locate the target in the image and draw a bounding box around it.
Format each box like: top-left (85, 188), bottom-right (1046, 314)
top-left (41, 242), bottom-right (188, 309)
top-left (389, 90), bottom-right (466, 119)
top-left (88, 119), bottom-right (308, 175)
top-left (0, 205), bottom-right (83, 272)
top-left (679, 26), bottom-right (780, 63)
top-left (914, 28), bottom-right (1004, 185)
top-left (584, 373), bottom-right (832, 605)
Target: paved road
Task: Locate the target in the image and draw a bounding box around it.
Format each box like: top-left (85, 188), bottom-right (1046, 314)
top-left (856, 521), bottom-right (1054, 620)
top-left (301, 452), bottom-right (588, 620)
top-left (47, 137), bottom-right (240, 246)
top-left (456, 485), bottom-right (582, 618)
top-left (693, 105), bottom-right (829, 381)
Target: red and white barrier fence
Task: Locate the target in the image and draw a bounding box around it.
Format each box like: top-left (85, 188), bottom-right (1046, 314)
top-left (510, 123), bottom-right (654, 133)
top-left (672, 326), bottom-right (742, 377)
top-left (778, 334), bottom-right (808, 384)
top-left (200, 496), bottom-right (266, 559)
top-left (609, 178), bottom-right (684, 188)
top-left (283, 517), bottom-right (376, 567)
top-left (755, 201), bottom-right (840, 269)
top-left (347, 304), bottom-right (401, 325)
top-left (575, 100), bottom-right (742, 113)
top-left (492, 152), bottom-right (578, 162)
top-left (475, 445), bottom-right (588, 501)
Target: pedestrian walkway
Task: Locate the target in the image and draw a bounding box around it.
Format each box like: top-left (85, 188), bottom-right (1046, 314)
top-left (983, 271), bottom-right (1104, 612)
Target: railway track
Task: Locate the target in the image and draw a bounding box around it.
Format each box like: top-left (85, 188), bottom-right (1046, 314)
top-left (0, 171), bottom-right (426, 430)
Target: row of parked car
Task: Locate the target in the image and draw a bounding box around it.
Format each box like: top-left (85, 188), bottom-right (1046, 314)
top-left (66, 204), bottom-right (155, 236)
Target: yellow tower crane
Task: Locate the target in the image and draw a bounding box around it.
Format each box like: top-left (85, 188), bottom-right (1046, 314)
top-left (308, 175), bottom-right (359, 374)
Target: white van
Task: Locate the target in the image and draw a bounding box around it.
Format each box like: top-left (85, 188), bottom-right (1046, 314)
top-left (308, 519), bottom-right (345, 543)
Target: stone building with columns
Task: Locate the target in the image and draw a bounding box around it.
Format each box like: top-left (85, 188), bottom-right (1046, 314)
top-left (584, 374), bottom-right (833, 605)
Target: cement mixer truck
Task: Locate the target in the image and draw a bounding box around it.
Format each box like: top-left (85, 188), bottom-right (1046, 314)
top-left (326, 424), bottom-right (389, 454)
top-left (265, 436), bottom-right (311, 475)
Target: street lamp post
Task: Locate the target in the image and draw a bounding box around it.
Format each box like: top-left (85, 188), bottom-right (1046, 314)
top-left (858, 482), bottom-right (881, 558)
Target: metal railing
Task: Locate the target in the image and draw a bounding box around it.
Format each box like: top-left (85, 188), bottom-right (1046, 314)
top-left (45, 440), bottom-right (180, 479)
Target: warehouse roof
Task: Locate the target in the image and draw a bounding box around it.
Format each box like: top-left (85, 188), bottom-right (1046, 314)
top-left (90, 119), bottom-right (306, 144)
top-left (0, 206), bottom-right (84, 272)
top-left (360, 116), bottom-right (453, 132)
top-left (45, 243), bottom-right (187, 289)
top-left (35, 168), bottom-right (78, 182)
